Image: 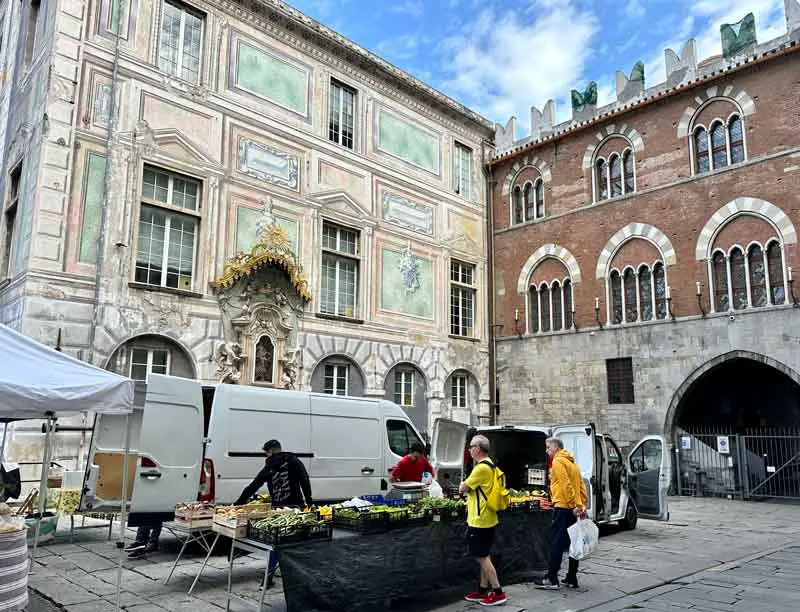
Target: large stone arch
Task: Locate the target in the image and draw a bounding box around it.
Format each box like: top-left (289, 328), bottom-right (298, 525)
top-left (501, 155), bottom-right (553, 196)
top-left (308, 354), bottom-right (368, 396)
top-left (105, 332), bottom-right (198, 379)
top-left (595, 223), bottom-right (676, 279)
top-left (677, 86), bottom-right (756, 138)
top-left (582, 123), bottom-right (644, 169)
top-left (663, 350), bottom-right (800, 436)
top-left (695, 197), bottom-right (797, 261)
top-left (301, 335), bottom-right (371, 390)
top-left (517, 244), bottom-right (582, 293)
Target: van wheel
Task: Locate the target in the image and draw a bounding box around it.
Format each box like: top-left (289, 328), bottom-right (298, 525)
top-left (619, 504), bottom-right (637, 531)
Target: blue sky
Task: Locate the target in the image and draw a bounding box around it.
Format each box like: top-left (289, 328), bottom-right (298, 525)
top-left (289, 0), bottom-right (791, 130)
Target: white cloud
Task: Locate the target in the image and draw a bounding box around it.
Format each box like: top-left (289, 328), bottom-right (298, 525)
top-left (391, 0), bottom-right (425, 18)
top-left (438, 1), bottom-right (598, 127)
top-left (377, 34), bottom-right (424, 61)
top-left (624, 0), bottom-right (645, 19)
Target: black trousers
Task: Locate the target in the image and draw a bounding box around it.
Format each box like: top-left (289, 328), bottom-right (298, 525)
top-left (135, 522), bottom-right (162, 546)
top-left (548, 508), bottom-right (579, 583)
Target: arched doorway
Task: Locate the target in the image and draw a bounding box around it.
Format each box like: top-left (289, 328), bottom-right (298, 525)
top-left (107, 334), bottom-right (196, 381)
top-left (668, 352), bottom-right (800, 500)
top-left (384, 363), bottom-right (428, 438)
top-left (309, 356), bottom-right (365, 397)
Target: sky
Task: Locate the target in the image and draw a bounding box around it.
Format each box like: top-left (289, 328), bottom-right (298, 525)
top-left (288, 0), bottom-right (791, 131)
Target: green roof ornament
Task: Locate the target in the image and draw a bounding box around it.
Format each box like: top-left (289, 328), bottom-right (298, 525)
top-left (571, 81), bottom-right (598, 112)
top-left (721, 13), bottom-right (757, 59)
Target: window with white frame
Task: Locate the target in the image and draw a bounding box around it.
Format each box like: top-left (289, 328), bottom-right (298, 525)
top-left (528, 278), bottom-right (573, 333)
top-left (594, 146), bottom-right (636, 203)
top-left (450, 260), bottom-right (476, 337)
top-left (692, 113), bottom-right (745, 175)
top-left (320, 222), bottom-right (359, 318)
top-left (324, 363), bottom-right (349, 396)
top-left (451, 373), bottom-right (468, 408)
top-left (24, 0), bottom-right (40, 65)
top-left (512, 177), bottom-right (544, 225)
top-left (710, 239), bottom-right (785, 312)
top-left (129, 347), bottom-right (170, 381)
top-left (158, 0), bottom-right (204, 83)
top-left (329, 79), bottom-right (356, 150)
top-left (2, 163), bottom-right (21, 278)
top-left (394, 369), bottom-right (414, 407)
top-left (135, 165), bottom-right (200, 291)
top-left (454, 143), bottom-right (472, 198)
top-left (608, 262), bottom-right (667, 325)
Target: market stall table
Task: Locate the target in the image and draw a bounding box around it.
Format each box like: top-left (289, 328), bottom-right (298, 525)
top-left (162, 519), bottom-right (218, 587)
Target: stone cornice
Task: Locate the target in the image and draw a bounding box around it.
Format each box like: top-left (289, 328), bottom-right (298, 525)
top-left (214, 0), bottom-right (493, 138)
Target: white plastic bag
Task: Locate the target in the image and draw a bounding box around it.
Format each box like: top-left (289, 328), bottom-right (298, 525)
top-left (568, 518), bottom-right (599, 561)
top-left (427, 480), bottom-right (444, 499)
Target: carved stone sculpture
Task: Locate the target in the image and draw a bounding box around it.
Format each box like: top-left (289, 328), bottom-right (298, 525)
top-left (665, 39), bottom-right (698, 88)
top-left (216, 342), bottom-right (244, 383)
top-left (530, 100), bottom-right (555, 140)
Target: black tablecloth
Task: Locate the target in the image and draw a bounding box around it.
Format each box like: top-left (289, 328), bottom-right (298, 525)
top-left (280, 511), bottom-right (551, 612)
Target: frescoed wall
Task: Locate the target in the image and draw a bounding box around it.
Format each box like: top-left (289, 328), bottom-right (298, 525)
top-left (235, 207), bottom-right (299, 254)
top-left (380, 247), bottom-right (434, 319)
top-left (377, 109), bottom-right (439, 173)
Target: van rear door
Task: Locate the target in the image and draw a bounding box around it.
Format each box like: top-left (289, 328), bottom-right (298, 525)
top-left (626, 435), bottom-right (670, 520)
top-left (552, 425), bottom-right (596, 517)
top-left (430, 418), bottom-right (468, 492)
top-left (129, 374), bottom-right (204, 515)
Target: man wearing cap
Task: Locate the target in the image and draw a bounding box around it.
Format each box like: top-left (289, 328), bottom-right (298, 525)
top-left (235, 439), bottom-right (312, 508)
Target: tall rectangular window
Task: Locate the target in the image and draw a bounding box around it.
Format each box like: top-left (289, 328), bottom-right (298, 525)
top-left (135, 166), bottom-right (200, 291)
top-left (453, 142), bottom-right (472, 198)
top-left (606, 357), bottom-right (634, 404)
top-left (324, 364), bottom-right (348, 396)
top-left (320, 222), bottom-right (359, 318)
top-left (451, 374), bottom-right (467, 408)
top-left (158, 0), bottom-right (203, 83)
top-left (2, 164), bottom-right (21, 278)
top-left (130, 348), bottom-right (170, 381)
top-left (394, 370), bottom-right (414, 407)
top-left (328, 80), bottom-right (355, 150)
top-left (24, 0), bottom-right (40, 65)
top-left (450, 260), bottom-right (476, 337)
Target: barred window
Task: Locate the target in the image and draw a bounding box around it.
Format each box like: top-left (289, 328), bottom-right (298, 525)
top-left (606, 357), bottom-right (634, 404)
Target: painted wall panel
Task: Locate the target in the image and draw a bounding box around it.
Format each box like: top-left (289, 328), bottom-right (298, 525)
top-left (380, 247), bottom-right (434, 319)
top-left (235, 40), bottom-right (309, 116)
top-left (78, 153), bottom-right (107, 264)
top-left (377, 109), bottom-right (439, 173)
top-left (235, 207), bottom-right (299, 254)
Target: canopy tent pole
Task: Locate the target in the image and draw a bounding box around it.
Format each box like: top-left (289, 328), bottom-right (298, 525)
top-left (30, 413), bottom-right (56, 566)
top-left (114, 413), bottom-right (132, 611)
top-left (0, 421), bottom-right (8, 463)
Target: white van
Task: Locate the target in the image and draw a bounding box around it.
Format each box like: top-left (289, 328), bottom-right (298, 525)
top-left (80, 375), bottom-right (426, 524)
top-left (431, 420), bottom-right (670, 530)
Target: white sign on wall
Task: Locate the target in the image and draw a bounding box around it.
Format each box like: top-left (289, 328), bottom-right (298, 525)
top-left (716, 436), bottom-right (730, 454)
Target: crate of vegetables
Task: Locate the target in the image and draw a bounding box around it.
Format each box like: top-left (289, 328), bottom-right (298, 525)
top-left (248, 510), bottom-right (331, 546)
top-left (415, 497), bottom-right (467, 522)
top-left (175, 502), bottom-right (215, 521)
top-left (332, 506), bottom-right (390, 534)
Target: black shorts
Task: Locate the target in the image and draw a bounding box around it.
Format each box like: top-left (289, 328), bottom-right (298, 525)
top-left (467, 526), bottom-right (496, 558)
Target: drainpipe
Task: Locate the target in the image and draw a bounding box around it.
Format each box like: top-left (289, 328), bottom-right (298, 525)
top-left (86, 26), bottom-right (123, 365)
top-left (483, 142), bottom-right (497, 426)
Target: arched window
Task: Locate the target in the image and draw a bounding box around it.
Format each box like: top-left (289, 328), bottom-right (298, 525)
top-left (653, 263), bottom-right (667, 320)
top-left (513, 186), bottom-right (524, 224)
top-left (728, 115), bottom-right (745, 164)
top-left (596, 159), bottom-right (609, 202)
top-left (552, 280), bottom-right (563, 331)
top-left (524, 183), bottom-right (534, 221)
top-left (535, 179), bottom-right (545, 219)
top-left (766, 241), bottom-right (785, 305)
top-left (710, 122), bottom-right (728, 170)
top-left (694, 127), bottom-right (710, 174)
top-left (563, 279), bottom-right (573, 329)
top-left (623, 268), bottom-right (637, 322)
top-left (623, 150), bottom-right (635, 194)
top-left (729, 247), bottom-right (747, 310)
top-left (253, 336), bottom-right (275, 384)
top-left (529, 285), bottom-right (540, 333)
top-left (610, 155), bottom-right (623, 198)
top-left (610, 270), bottom-right (623, 324)
top-left (539, 283), bottom-right (551, 332)
top-left (638, 265), bottom-right (653, 321)
top-left (747, 244), bottom-right (767, 307)
top-left (712, 251), bottom-right (729, 311)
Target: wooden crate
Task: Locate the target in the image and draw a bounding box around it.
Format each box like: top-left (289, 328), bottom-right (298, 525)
top-left (175, 517), bottom-right (213, 530)
top-left (175, 504), bottom-right (215, 521)
top-left (211, 521), bottom-right (247, 538)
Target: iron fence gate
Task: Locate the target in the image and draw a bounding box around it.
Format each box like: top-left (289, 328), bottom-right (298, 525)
top-left (675, 427), bottom-right (800, 500)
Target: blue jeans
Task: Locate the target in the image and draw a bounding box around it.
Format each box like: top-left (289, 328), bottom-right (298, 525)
top-left (268, 550), bottom-right (279, 574)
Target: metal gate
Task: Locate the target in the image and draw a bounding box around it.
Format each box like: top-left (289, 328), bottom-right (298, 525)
top-left (675, 427), bottom-right (800, 500)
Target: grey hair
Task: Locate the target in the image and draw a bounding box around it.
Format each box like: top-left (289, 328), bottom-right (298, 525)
top-left (546, 437), bottom-right (564, 449)
top-left (471, 435), bottom-right (490, 453)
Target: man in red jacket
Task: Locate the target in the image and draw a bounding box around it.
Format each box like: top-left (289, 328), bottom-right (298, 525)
top-left (390, 442), bottom-right (437, 482)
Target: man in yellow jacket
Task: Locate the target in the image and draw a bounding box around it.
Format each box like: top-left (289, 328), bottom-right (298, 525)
top-left (534, 438), bottom-right (588, 589)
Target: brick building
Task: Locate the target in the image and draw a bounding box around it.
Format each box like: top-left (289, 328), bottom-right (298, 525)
top-left (489, 10), bottom-right (800, 448)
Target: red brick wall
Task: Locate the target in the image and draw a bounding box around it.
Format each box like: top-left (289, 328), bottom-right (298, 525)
top-left (491, 51), bottom-right (800, 337)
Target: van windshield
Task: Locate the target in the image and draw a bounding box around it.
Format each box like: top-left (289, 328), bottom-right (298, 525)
top-left (465, 429), bottom-right (548, 490)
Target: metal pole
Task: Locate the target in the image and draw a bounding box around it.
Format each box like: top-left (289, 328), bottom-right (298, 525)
top-left (114, 413), bottom-right (132, 611)
top-left (30, 414), bottom-right (55, 567)
top-left (0, 421), bottom-right (8, 464)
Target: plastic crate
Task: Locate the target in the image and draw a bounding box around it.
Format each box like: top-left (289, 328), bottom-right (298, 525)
top-left (430, 506), bottom-right (467, 523)
top-left (359, 494), bottom-right (386, 505)
top-left (247, 520), bottom-right (332, 547)
top-left (385, 499), bottom-right (407, 507)
top-left (332, 508), bottom-right (389, 534)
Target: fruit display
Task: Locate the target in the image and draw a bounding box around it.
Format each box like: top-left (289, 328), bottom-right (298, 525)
top-left (214, 503), bottom-right (271, 528)
top-left (318, 505), bottom-right (333, 521)
top-left (175, 502), bottom-right (214, 520)
top-left (56, 489), bottom-right (81, 516)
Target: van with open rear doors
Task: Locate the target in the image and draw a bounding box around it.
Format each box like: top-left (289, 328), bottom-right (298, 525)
top-left (79, 375), bottom-right (426, 525)
top-left (431, 420), bottom-right (670, 529)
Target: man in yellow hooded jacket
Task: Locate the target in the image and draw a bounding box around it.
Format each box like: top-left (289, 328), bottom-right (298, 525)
top-left (534, 438), bottom-right (588, 589)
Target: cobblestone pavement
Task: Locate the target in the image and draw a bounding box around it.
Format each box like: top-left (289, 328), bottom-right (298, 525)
top-left (25, 498), bottom-right (800, 611)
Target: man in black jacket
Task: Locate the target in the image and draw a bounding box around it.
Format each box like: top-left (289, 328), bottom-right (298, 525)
top-left (234, 439), bottom-right (312, 508)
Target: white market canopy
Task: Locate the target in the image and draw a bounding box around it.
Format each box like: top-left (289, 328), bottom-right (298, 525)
top-left (0, 323), bottom-right (134, 420)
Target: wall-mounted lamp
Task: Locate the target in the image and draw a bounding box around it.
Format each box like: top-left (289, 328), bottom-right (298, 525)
top-left (594, 297), bottom-right (603, 329)
top-left (696, 281), bottom-right (706, 317)
top-left (513, 309), bottom-right (523, 338)
top-left (789, 266), bottom-right (799, 308)
top-left (665, 286), bottom-right (675, 320)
